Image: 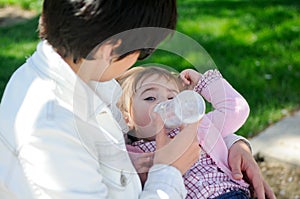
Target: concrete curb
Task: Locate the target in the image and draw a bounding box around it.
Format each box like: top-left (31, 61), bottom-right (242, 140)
top-left (250, 110), bottom-right (300, 165)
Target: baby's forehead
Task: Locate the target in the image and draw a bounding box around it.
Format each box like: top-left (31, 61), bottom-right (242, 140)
top-left (138, 72), bottom-right (178, 84)
top-left (136, 76), bottom-right (180, 93)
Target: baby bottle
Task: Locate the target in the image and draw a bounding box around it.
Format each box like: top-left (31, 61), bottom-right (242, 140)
top-left (153, 90), bottom-right (206, 128)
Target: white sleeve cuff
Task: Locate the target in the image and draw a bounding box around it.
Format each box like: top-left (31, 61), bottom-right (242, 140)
top-left (224, 134), bottom-right (252, 153)
top-left (143, 164), bottom-right (187, 199)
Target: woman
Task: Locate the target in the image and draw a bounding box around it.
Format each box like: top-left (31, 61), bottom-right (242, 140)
top-left (0, 0), bottom-right (275, 198)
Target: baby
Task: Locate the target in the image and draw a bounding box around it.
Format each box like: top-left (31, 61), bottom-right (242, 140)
top-left (117, 66), bottom-right (251, 199)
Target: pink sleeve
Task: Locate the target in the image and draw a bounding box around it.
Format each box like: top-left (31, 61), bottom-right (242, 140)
top-left (194, 70), bottom-right (250, 138)
top-left (194, 70), bottom-right (250, 184)
top-left (201, 78), bottom-right (250, 136)
top-left (194, 70), bottom-right (249, 154)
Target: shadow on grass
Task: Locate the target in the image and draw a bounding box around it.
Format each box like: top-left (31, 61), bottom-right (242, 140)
top-left (177, 1), bottom-right (300, 97)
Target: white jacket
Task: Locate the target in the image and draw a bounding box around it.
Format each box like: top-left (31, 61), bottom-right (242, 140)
top-left (0, 41), bottom-right (187, 199)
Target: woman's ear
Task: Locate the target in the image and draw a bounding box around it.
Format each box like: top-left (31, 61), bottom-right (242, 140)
top-left (98, 44), bottom-right (113, 63)
top-left (95, 39), bottom-right (122, 63)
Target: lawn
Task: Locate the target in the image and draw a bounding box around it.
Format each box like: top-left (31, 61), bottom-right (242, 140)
top-left (0, 0), bottom-right (299, 138)
top-left (0, 0), bottom-right (41, 10)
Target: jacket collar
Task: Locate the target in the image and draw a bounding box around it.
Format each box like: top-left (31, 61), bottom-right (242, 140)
top-left (28, 40), bottom-right (127, 132)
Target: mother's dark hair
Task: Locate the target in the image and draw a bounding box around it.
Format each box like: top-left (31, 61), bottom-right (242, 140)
top-left (39, 0), bottom-right (177, 62)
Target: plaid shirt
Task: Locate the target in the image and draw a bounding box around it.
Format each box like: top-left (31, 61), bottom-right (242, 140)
top-left (131, 138), bottom-right (250, 199)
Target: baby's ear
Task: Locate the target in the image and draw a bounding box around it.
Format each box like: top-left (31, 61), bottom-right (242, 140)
top-left (123, 111), bottom-right (134, 130)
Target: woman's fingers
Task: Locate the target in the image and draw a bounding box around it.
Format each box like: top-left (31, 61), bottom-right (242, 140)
top-left (154, 122), bottom-right (201, 175)
top-left (129, 152), bottom-right (154, 173)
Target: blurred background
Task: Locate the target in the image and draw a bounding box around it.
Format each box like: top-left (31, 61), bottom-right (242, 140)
top-left (0, 1), bottom-right (299, 197)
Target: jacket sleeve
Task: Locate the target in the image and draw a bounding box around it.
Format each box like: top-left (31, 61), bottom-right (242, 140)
top-left (18, 128), bottom-right (187, 199)
top-left (141, 164), bottom-right (187, 199)
top-left (223, 134), bottom-right (252, 152)
top-left (19, 128), bottom-right (110, 199)
top-left (126, 144), bottom-right (187, 198)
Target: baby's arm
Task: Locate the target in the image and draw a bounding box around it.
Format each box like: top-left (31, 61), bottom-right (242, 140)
top-left (181, 69), bottom-right (249, 137)
top-left (180, 69), bottom-right (250, 158)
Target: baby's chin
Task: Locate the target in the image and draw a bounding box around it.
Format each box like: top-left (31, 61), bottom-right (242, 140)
top-left (144, 136), bottom-right (156, 142)
top-left (166, 127), bottom-right (174, 132)
top-left (134, 133), bottom-right (156, 142)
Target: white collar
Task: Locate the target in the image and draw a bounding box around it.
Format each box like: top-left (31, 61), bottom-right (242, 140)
top-left (28, 40), bottom-right (127, 133)
top-left (89, 80), bottom-right (129, 133)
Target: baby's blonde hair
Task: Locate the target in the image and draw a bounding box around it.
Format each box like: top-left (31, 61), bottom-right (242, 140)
top-left (117, 66), bottom-right (183, 118)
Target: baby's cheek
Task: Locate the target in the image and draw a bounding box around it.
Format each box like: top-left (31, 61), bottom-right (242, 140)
top-left (134, 112), bottom-right (152, 127)
top-left (132, 106), bottom-right (152, 127)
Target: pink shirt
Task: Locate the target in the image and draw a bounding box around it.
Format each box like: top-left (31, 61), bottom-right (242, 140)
top-left (129, 70), bottom-right (250, 198)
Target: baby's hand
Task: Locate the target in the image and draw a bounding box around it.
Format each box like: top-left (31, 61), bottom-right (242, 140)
top-left (180, 69), bottom-right (202, 89)
top-left (126, 145), bottom-right (153, 185)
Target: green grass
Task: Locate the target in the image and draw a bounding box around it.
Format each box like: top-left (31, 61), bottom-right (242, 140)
top-left (0, 0), bottom-right (42, 10)
top-left (139, 0), bottom-right (300, 137)
top-left (0, 16), bottom-right (40, 97)
top-left (0, 0), bottom-right (299, 138)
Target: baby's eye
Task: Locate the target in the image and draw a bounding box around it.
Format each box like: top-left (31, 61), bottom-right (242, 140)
top-left (144, 97), bottom-right (156, 101)
top-left (167, 97), bottom-right (174, 100)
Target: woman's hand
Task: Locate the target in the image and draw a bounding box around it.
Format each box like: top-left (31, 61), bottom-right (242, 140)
top-left (153, 116), bottom-right (201, 175)
top-left (126, 145), bottom-right (153, 186)
top-left (228, 140), bottom-right (276, 199)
